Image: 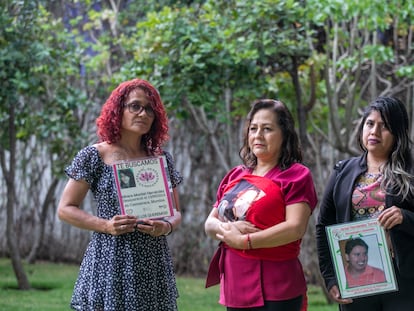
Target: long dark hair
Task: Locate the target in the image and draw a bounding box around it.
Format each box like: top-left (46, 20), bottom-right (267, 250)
top-left (357, 96), bottom-right (414, 199)
top-left (239, 99), bottom-right (302, 170)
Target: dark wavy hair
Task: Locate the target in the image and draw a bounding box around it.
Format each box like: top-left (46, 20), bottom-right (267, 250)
top-left (239, 99), bottom-right (302, 170)
top-left (345, 238), bottom-right (368, 255)
top-left (356, 96), bottom-right (414, 199)
top-left (96, 79), bottom-right (169, 155)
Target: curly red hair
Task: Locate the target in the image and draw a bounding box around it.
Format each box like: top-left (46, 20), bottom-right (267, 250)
top-left (96, 79), bottom-right (169, 155)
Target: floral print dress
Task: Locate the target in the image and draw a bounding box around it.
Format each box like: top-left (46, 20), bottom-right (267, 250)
top-left (66, 146), bottom-right (182, 311)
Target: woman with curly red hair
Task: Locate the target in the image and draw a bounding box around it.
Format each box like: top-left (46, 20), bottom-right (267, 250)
top-left (96, 79), bottom-right (169, 153)
top-left (58, 79), bottom-right (183, 311)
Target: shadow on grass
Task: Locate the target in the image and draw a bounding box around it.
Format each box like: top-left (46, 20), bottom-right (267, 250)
top-left (1, 284), bottom-right (55, 290)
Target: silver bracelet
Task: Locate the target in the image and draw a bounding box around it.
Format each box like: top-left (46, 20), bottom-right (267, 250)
top-left (162, 219), bottom-right (173, 236)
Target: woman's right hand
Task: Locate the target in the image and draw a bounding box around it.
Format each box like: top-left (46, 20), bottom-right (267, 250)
top-left (329, 285), bottom-right (353, 304)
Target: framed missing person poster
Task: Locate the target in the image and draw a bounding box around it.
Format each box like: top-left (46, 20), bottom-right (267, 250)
top-left (326, 219), bottom-right (397, 299)
top-left (113, 155), bottom-right (174, 219)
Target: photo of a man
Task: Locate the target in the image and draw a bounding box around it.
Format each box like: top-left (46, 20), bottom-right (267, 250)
top-left (325, 219), bottom-right (398, 298)
top-left (343, 238), bottom-right (386, 288)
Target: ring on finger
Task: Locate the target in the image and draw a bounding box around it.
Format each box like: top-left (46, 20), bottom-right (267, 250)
top-left (152, 226), bottom-right (155, 233)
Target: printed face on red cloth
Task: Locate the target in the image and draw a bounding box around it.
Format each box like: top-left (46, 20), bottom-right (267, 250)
top-left (217, 175), bottom-right (285, 230)
top-left (218, 179), bottom-right (265, 221)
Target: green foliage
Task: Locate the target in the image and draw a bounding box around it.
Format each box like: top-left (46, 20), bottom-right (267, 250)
top-left (0, 1), bottom-right (89, 174)
top-left (112, 0), bottom-right (312, 121)
top-left (60, 0), bottom-right (413, 144)
top-left (3, 0), bottom-right (412, 155)
top-left (302, 0), bottom-right (414, 140)
top-left (396, 65), bottom-right (414, 78)
top-left (362, 45), bottom-right (394, 64)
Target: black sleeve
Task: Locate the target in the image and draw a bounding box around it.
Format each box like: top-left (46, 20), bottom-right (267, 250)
top-left (316, 164), bottom-right (340, 291)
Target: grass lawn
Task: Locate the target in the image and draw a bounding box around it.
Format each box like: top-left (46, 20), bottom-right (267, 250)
top-left (0, 258), bottom-right (337, 311)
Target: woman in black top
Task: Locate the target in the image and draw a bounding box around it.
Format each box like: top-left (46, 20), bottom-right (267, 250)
top-left (316, 97), bottom-right (414, 311)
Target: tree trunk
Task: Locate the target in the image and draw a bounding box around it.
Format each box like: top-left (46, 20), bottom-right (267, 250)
top-left (290, 55), bottom-right (309, 150)
top-left (3, 104), bottom-right (30, 289)
top-left (26, 178), bottom-right (59, 264)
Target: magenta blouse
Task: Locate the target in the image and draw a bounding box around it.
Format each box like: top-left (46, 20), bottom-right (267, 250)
top-left (208, 163), bottom-right (317, 308)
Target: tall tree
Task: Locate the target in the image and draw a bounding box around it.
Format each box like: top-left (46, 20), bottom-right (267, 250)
top-left (0, 0), bottom-right (88, 288)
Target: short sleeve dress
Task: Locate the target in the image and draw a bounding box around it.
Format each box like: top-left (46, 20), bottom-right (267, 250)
top-left (66, 145), bottom-right (183, 311)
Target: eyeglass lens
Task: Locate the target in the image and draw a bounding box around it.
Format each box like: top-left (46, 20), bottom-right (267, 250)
top-left (126, 103), bottom-right (154, 116)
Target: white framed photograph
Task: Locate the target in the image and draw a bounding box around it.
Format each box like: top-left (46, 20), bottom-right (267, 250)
top-left (326, 219), bottom-right (397, 298)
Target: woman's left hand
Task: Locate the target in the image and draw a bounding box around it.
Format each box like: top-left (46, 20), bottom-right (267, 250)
top-left (136, 219), bottom-right (170, 237)
top-left (232, 220), bottom-right (259, 234)
top-left (378, 206), bottom-right (403, 229)
top-left (216, 223), bottom-right (252, 249)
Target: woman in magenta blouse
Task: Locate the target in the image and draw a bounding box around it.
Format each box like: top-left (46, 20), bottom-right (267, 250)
top-left (205, 99), bottom-right (317, 311)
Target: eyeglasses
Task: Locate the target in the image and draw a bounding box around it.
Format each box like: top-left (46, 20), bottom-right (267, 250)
top-left (125, 102), bottom-right (154, 117)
